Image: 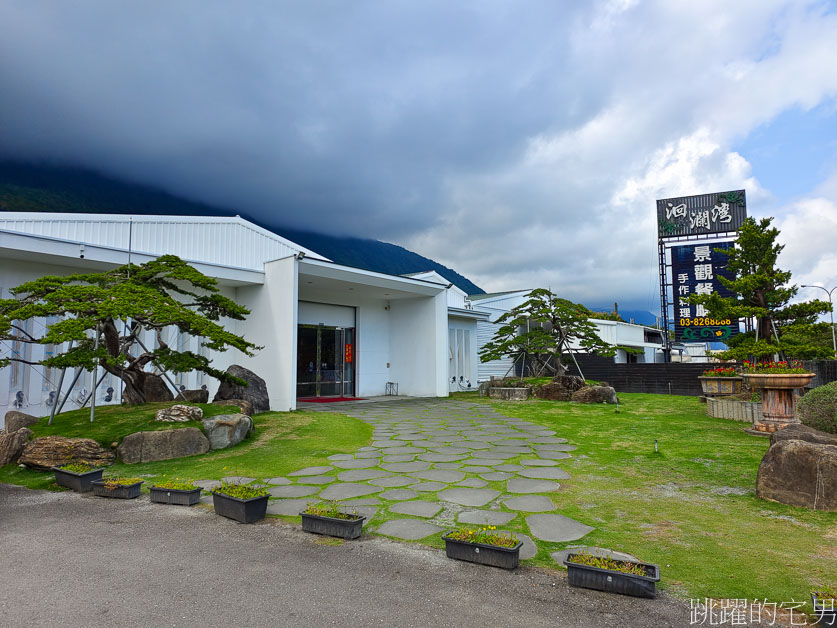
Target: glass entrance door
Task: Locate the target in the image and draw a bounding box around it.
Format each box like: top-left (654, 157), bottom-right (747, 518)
top-left (296, 325), bottom-right (355, 398)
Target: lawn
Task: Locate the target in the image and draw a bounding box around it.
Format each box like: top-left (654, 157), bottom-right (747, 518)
top-left (451, 392), bottom-right (836, 606)
top-left (0, 403), bottom-right (373, 491)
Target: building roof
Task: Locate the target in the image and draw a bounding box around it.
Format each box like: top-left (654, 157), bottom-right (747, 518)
top-left (468, 289), bottom-right (532, 301)
top-left (0, 212), bottom-right (329, 271)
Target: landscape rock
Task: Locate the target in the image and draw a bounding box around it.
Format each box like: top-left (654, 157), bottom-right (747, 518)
top-left (534, 375), bottom-right (586, 401)
top-left (117, 428), bottom-right (210, 464)
top-left (179, 388), bottom-right (209, 403)
top-left (0, 427), bottom-right (32, 466)
top-left (19, 436), bottom-right (115, 471)
top-left (477, 381), bottom-right (491, 397)
top-left (756, 438), bottom-right (837, 511)
top-left (144, 374), bottom-right (174, 403)
top-left (212, 365), bottom-right (270, 413)
top-left (770, 424), bottom-right (837, 447)
top-left (201, 414), bottom-right (253, 450)
top-left (155, 404), bottom-right (204, 423)
top-left (571, 385), bottom-right (618, 404)
top-left (4, 410), bottom-right (39, 433)
top-left (213, 398), bottom-right (255, 417)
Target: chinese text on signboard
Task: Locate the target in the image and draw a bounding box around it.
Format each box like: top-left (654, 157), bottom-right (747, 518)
top-left (657, 190), bottom-right (746, 238)
top-left (671, 243), bottom-right (737, 342)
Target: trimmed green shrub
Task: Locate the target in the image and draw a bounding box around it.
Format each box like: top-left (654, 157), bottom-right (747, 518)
top-left (797, 381), bottom-right (837, 434)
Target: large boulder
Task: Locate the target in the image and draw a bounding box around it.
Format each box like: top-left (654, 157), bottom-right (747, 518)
top-left (155, 404), bottom-right (203, 423)
top-left (535, 375), bottom-right (586, 401)
top-left (144, 374), bottom-right (174, 403)
top-left (117, 428), bottom-right (210, 464)
top-left (756, 438), bottom-right (837, 511)
top-left (179, 388), bottom-right (209, 403)
top-left (771, 424), bottom-right (837, 447)
top-left (202, 414), bottom-right (253, 450)
top-left (4, 410), bottom-right (39, 433)
top-left (571, 385), bottom-right (618, 404)
top-left (0, 427), bottom-right (32, 466)
top-left (213, 398), bottom-right (255, 417)
top-left (212, 365), bottom-right (270, 413)
top-left (19, 436), bottom-right (115, 471)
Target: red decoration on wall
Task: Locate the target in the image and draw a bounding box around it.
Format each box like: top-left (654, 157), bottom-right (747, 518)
top-left (345, 344), bottom-right (353, 363)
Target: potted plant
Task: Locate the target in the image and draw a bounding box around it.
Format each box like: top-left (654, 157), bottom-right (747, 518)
top-left (811, 587), bottom-right (836, 625)
top-left (91, 476), bottom-right (144, 499)
top-left (149, 479), bottom-right (203, 506)
top-left (740, 360), bottom-right (816, 432)
top-left (698, 366), bottom-right (742, 397)
top-left (442, 526), bottom-right (522, 570)
top-left (52, 462), bottom-right (104, 493)
top-left (300, 501), bottom-right (365, 540)
top-left (211, 482), bottom-right (269, 523)
top-left (563, 551), bottom-right (660, 598)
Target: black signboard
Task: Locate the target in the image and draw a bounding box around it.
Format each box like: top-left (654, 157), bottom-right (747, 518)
top-left (657, 190), bottom-right (746, 238)
top-left (671, 242), bottom-right (738, 342)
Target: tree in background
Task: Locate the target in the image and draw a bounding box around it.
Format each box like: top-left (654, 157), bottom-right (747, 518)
top-left (0, 255), bottom-right (259, 405)
top-left (479, 288), bottom-right (614, 378)
top-left (687, 217), bottom-right (832, 361)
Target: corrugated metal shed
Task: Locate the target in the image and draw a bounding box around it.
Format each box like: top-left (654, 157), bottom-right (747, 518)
top-left (0, 213), bottom-right (329, 270)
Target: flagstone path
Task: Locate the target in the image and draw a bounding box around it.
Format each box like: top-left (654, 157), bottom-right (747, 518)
top-left (201, 398), bottom-right (595, 561)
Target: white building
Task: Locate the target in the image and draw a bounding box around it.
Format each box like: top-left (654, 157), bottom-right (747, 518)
top-left (0, 213), bottom-right (484, 420)
top-left (468, 290), bottom-right (665, 381)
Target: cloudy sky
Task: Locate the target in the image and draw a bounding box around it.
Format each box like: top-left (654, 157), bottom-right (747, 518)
top-left (1, 1), bottom-right (836, 312)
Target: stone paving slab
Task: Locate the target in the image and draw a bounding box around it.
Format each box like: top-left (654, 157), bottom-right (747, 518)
top-left (328, 454), bottom-right (355, 461)
top-left (460, 466), bottom-right (493, 473)
top-left (264, 477), bottom-right (291, 486)
top-left (319, 483), bottom-right (383, 500)
top-left (297, 475), bottom-right (336, 485)
top-left (389, 501), bottom-right (443, 518)
top-left (340, 498), bottom-right (382, 506)
top-left (369, 477), bottom-right (415, 487)
top-left (504, 495), bottom-right (555, 512)
top-left (337, 470), bottom-right (392, 482)
top-left (289, 467), bottom-right (334, 477)
top-left (455, 478), bottom-right (488, 488)
top-left (506, 478), bottom-right (560, 494)
top-left (418, 453), bottom-right (468, 462)
top-left (375, 519), bottom-right (443, 540)
top-left (194, 480), bottom-right (221, 490)
top-left (381, 461), bottom-right (431, 472)
top-left (269, 485), bottom-right (320, 498)
top-left (409, 481), bottom-right (447, 492)
top-left (438, 488), bottom-right (500, 507)
top-left (267, 498), bottom-right (319, 516)
top-left (379, 489), bottom-right (418, 501)
top-left (382, 455), bottom-right (415, 462)
top-left (480, 471), bottom-right (514, 481)
top-left (516, 533), bottom-right (538, 560)
top-left (519, 468), bottom-right (571, 480)
top-left (221, 476), bottom-right (256, 484)
top-left (526, 514), bottom-right (594, 542)
top-left (432, 463), bottom-right (463, 470)
top-left (332, 459), bottom-right (380, 469)
top-left (534, 451), bottom-right (573, 460)
top-left (409, 470), bottom-right (464, 483)
top-left (356, 450), bottom-right (385, 459)
top-left (457, 510), bottom-right (516, 526)
top-left (520, 459), bottom-right (558, 467)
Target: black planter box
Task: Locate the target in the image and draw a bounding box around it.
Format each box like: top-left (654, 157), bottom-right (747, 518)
top-left (812, 593), bottom-right (837, 625)
top-left (301, 512), bottom-right (365, 539)
top-left (563, 554), bottom-right (660, 599)
top-left (149, 486), bottom-right (203, 506)
top-left (52, 466), bottom-right (104, 493)
top-left (212, 492), bottom-right (268, 523)
top-left (442, 532), bottom-right (523, 570)
top-left (91, 480), bottom-right (144, 499)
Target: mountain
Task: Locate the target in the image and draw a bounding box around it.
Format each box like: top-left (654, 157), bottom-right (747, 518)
top-left (0, 160), bottom-right (484, 295)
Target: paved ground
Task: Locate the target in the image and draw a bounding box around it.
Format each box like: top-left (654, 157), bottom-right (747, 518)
top-left (223, 398), bottom-right (597, 558)
top-left (0, 483), bottom-right (692, 627)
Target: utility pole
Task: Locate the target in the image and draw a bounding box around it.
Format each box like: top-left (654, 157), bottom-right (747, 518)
top-left (801, 284), bottom-right (837, 359)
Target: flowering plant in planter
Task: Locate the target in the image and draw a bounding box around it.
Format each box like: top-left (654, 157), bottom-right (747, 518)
top-left (566, 552), bottom-right (647, 575)
top-left (91, 476), bottom-right (144, 499)
top-left (58, 462), bottom-right (98, 473)
top-left (443, 526), bottom-right (523, 569)
top-left (301, 501), bottom-right (365, 539)
top-left (564, 550), bottom-right (660, 598)
top-left (212, 482), bottom-right (270, 523)
top-left (150, 478), bottom-right (202, 506)
top-left (52, 462), bottom-right (105, 492)
top-left (741, 360), bottom-right (809, 374)
top-left (701, 367), bottom-right (737, 378)
top-left (811, 586), bottom-right (836, 625)
top-left (302, 501), bottom-right (359, 520)
top-left (212, 482), bottom-right (269, 500)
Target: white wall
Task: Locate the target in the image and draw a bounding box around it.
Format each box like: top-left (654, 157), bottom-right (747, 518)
top-left (388, 292), bottom-right (449, 397)
top-left (235, 256), bottom-right (298, 411)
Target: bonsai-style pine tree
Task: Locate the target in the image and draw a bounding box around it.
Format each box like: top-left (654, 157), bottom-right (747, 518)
top-left (479, 288), bottom-right (614, 378)
top-left (687, 217), bottom-right (832, 361)
top-left (0, 255), bottom-right (260, 404)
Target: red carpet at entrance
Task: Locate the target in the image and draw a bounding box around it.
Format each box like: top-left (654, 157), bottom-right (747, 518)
top-left (297, 396), bottom-right (366, 403)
